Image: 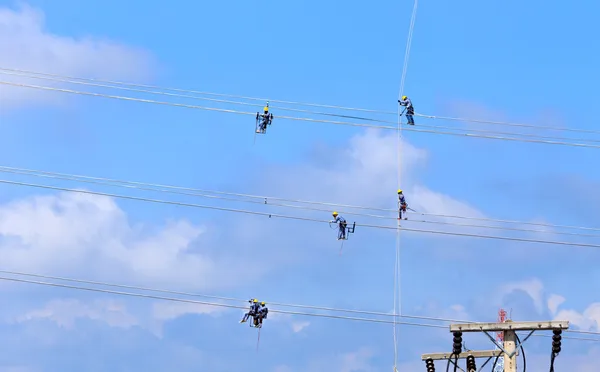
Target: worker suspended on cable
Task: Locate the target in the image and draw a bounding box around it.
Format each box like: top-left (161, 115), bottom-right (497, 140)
top-left (255, 301), bottom-right (269, 327)
top-left (256, 102), bottom-right (274, 134)
top-left (398, 96), bottom-right (415, 125)
top-left (331, 211), bottom-right (347, 240)
top-left (240, 299), bottom-right (261, 324)
top-left (398, 189), bottom-right (408, 220)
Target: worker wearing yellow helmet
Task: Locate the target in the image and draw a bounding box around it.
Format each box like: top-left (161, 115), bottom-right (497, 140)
top-left (240, 298), bottom-right (261, 324)
top-left (397, 95), bottom-right (415, 125)
top-left (256, 101), bottom-right (274, 134)
top-left (397, 189), bottom-right (408, 220)
top-left (330, 211), bottom-right (348, 240)
top-left (256, 301), bottom-right (269, 327)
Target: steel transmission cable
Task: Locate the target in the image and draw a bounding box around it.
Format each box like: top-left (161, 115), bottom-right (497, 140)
top-left (0, 269), bottom-right (598, 340)
top-left (0, 275), bottom-right (444, 328)
top-left (2, 71), bottom-right (600, 145)
top-left (0, 66), bottom-right (394, 114)
top-left (2, 178), bottom-right (600, 250)
top-left (2, 66), bottom-right (600, 136)
top-left (2, 163), bottom-right (597, 233)
top-left (3, 80), bottom-right (600, 149)
top-left (0, 164), bottom-right (594, 234)
top-left (1, 165), bottom-right (600, 240)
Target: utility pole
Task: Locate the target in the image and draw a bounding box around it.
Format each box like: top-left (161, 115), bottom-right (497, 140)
top-left (419, 319), bottom-right (569, 371)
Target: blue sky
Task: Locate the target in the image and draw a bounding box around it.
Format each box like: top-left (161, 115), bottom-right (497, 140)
top-left (0, 1), bottom-right (599, 371)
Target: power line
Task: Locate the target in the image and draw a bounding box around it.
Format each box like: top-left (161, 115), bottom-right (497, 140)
top-left (414, 113), bottom-right (600, 136)
top-left (1, 177), bottom-right (600, 249)
top-left (0, 268), bottom-right (474, 325)
top-left (3, 80), bottom-right (600, 149)
top-left (3, 164), bottom-right (592, 234)
top-left (0, 66), bottom-right (395, 114)
top-left (3, 72), bottom-right (600, 145)
top-left (2, 66), bottom-right (599, 136)
top-left (2, 165), bottom-right (599, 239)
top-left (0, 275), bottom-right (445, 328)
top-left (3, 162), bottom-right (596, 234)
top-left (0, 270), bottom-right (597, 341)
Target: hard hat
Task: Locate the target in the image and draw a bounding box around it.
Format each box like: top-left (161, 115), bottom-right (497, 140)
top-left (260, 302), bottom-right (265, 306)
top-left (263, 106), bottom-right (269, 112)
top-left (332, 211), bottom-right (338, 215)
top-left (402, 95), bottom-right (407, 100)
top-left (253, 299), bottom-right (258, 303)
top-left (398, 189), bottom-right (402, 193)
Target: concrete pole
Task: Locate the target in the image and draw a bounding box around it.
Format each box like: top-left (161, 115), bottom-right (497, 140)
top-left (503, 328), bottom-right (517, 372)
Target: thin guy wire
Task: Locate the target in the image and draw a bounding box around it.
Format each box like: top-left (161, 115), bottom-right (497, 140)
top-left (394, 1), bottom-right (419, 367)
top-left (1, 271), bottom-right (597, 340)
top-left (3, 72), bottom-right (600, 145)
top-left (3, 81), bottom-right (600, 149)
top-left (2, 66), bottom-right (599, 136)
top-left (1, 178), bottom-right (600, 248)
top-left (2, 165), bottom-right (600, 239)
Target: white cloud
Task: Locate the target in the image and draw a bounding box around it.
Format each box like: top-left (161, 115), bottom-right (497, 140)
top-left (291, 321), bottom-right (310, 333)
top-left (304, 347), bottom-right (377, 372)
top-left (260, 129), bottom-right (486, 229)
top-left (14, 298), bottom-right (139, 329)
top-left (547, 294), bottom-right (566, 316)
top-left (152, 301), bottom-right (228, 322)
top-left (496, 278), bottom-right (599, 332)
top-left (412, 302), bottom-right (472, 323)
top-left (554, 303), bottom-right (600, 332)
top-left (0, 191), bottom-right (253, 292)
top-left (0, 4), bottom-right (155, 109)
top-left (499, 278), bottom-right (545, 313)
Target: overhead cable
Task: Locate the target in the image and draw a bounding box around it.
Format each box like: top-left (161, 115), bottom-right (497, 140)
top-left (4, 163), bottom-right (597, 234)
top-left (1, 165), bottom-right (599, 239)
top-left (0, 271), bottom-right (597, 341)
top-left (1, 178), bottom-right (600, 249)
top-left (2, 66), bottom-right (599, 136)
top-left (4, 268), bottom-right (599, 337)
top-left (0, 66), bottom-right (394, 114)
top-left (2, 72), bottom-right (600, 144)
top-left (4, 69), bottom-right (597, 144)
top-left (2, 81), bottom-right (600, 149)
top-left (0, 275), bottom-right (445, 328)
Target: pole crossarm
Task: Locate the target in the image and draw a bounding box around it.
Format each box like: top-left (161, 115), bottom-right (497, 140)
top-left (449, 320), bottom-right (569, 332)
top-left (421, 349), bottom-right (502, 360)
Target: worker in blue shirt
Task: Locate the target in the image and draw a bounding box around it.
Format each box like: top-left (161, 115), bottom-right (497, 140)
top-left (398, 96), bottom-right (415, 125)
top-left (240, 299), bottom-right (261, 323)
top-left (331, 211), bottom-right (347, 240)
top-left (398, 189), bottom-right (408, 220)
